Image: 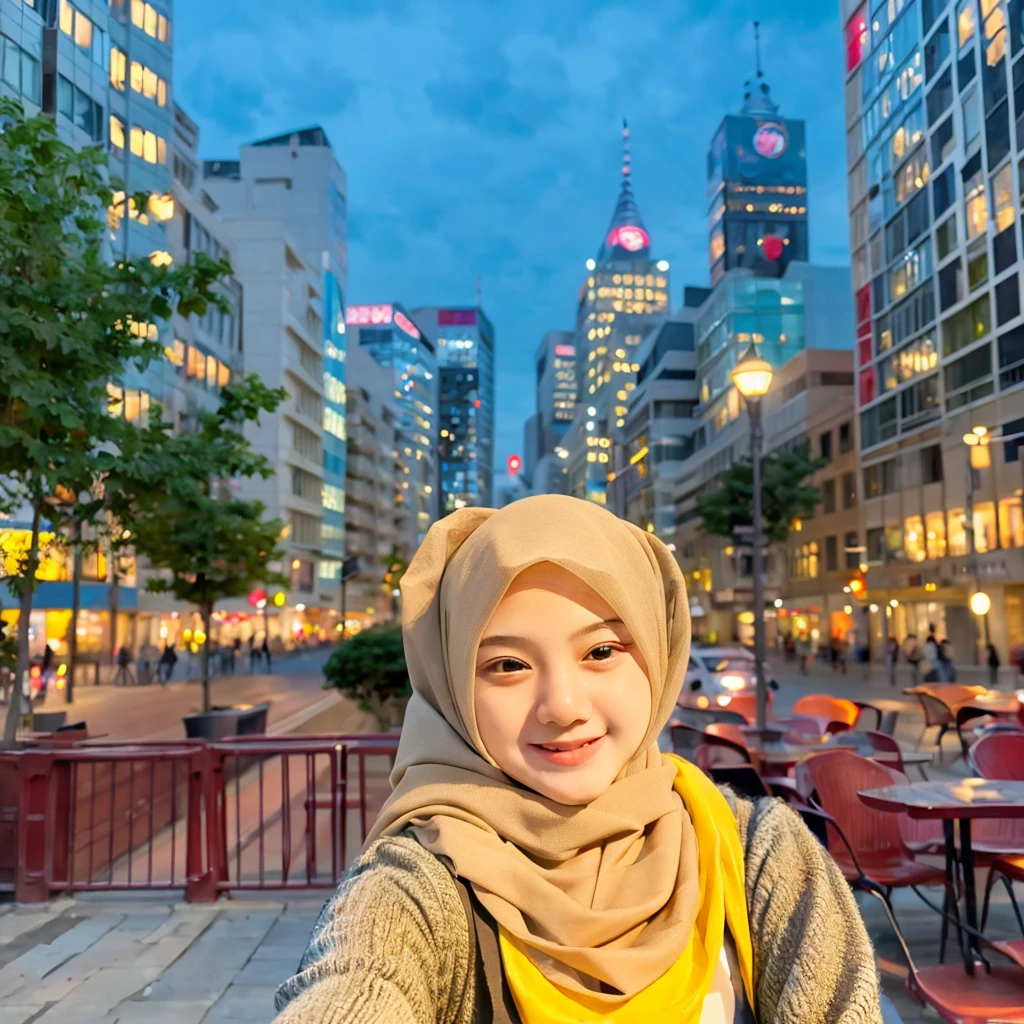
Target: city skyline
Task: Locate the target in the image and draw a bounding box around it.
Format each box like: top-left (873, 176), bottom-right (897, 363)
top-left (172, 0), bottom-right (852, 476)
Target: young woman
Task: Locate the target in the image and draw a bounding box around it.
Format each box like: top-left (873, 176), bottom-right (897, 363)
top-left (275, 495), bottom-right (883, 1023)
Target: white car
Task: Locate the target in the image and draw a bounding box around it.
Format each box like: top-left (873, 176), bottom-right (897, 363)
top-left (679, 646), bottom-right (779, 711)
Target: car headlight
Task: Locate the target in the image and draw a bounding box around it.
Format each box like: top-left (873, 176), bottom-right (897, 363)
top-left (719, 674), bottom-right (747, 691)
top-left (715, 695), bottom-right (732, 707)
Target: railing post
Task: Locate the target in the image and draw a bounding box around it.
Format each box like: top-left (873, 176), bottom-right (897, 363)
top-left (16, 751), bottom-right (55, 903)
top-left (184, 744), bottom-right (219, 903)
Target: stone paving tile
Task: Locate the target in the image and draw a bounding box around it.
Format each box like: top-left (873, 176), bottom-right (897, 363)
top-left (31, 966), bottom-right (162, 1023)
top-left (0, 904), bottom-right (67, 946)
top-left (0, 1009), bottom-right (45, 1024)
top-left (201, 983), bottom-right (280, 1024)
top-left (232, 956), bottom-right (297, 986)
top-left (106, 1001), bottom-right (212, 1024)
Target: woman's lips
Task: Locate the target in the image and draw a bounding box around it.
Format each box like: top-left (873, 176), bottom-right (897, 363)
top-left (528, 734), bottom-right (607, 766)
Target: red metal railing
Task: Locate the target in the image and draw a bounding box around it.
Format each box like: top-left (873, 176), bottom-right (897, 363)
top-left (3, 734), bottom-right (399, 903)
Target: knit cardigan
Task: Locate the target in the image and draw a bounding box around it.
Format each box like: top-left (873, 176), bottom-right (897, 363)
top-left (273, 793), bottom-right (883, 1024)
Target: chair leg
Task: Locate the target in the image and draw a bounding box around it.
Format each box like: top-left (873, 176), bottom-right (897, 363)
top-left (981, 866), bottom-right (1000, 932)
top-left (1002, 875), bottom-right (1024, 940)
top-left (915, 725), bottom-right (929, 752)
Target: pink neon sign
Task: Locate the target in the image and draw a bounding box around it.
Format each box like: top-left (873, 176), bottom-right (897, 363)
top-left (346, 304), bottom-right (393, 325)
top-left (393, 310), bottom-right (420, 338)
top-left (606, 225), bottom-right (650, 252)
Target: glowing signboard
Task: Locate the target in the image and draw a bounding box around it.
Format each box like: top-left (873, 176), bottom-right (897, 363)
top-left (753, 123), bottom-right (787, 159)
top-left (393, 310), bottom-right (420, 339)
top-left (554, 344), bottom-right (576, 357)
top-left (346, 304), bottom-right (393, 325)
top-left (507, 454), bottom-right (522, 475)
top-left (606, 225), bottom-right (650, 252)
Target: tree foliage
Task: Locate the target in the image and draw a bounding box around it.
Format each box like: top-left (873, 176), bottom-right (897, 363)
top-left (696, 444), bottom-right (826, 545)
top-left (110, 376), bottom-right (289, 711)
top-left (323, 624), bottom-right (410, 731)
top-left (0, 97), bottom-right (229, 744)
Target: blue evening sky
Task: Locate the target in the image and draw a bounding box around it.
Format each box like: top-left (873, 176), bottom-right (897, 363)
top-left (173, 0), bottom-right (850, 479)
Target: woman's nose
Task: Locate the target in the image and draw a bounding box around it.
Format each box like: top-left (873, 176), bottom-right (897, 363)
top-left (535, 667), bottom-right (592, 726)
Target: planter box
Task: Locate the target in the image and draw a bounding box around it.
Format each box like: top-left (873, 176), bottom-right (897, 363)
top-left (183, 702), bottom-right (271, 740)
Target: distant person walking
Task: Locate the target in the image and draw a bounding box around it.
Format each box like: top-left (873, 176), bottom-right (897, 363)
top-left (937, 638), bottom-right (956, 682)
top-left (158, 643), bottom-right (177, 684)
top-left (903, 634), bottom-right (922, 686)
top-left (113, 644), bottom-right (137, 686)
top-left (248, 634), bottom-right (259, 672)
top-left (886, 636), bottom-right (899, 687)
top-left (39, 643), bottom-right (55, 700)
top-left (260, 636), bottom-right (272, 671)
top-left (232, 637), bottom-right (241, 674)
top-left (987, 643), bottom-right (1000, 688)
top-left (795, 634), bottom-right (811, 675)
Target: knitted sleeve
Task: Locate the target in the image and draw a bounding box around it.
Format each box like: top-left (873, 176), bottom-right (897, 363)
top-left (273, 835), bottom-right (473, 1024)
top-left (737, 797), bottom-right (883, 1024)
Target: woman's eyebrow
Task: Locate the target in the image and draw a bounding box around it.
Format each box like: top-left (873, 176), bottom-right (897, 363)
top-left (478, 619), bottom-right (625, 649)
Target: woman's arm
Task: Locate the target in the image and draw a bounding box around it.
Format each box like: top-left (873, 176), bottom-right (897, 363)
top-left (738, 797), bottom-right (884, 1024)
top-left (273, 835), bottom-right (473, 1024)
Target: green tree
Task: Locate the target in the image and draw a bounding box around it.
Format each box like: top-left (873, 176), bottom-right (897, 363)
top-left (322, 624), bottom-right (410, 731)
top-left (0, 98), bottom-right (228, 746)
top-left (113, 376), bottom-right (288, 712)
top-left (696, 443), bottom-right (825, 545)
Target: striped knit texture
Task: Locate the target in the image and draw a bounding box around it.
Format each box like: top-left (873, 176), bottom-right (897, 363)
top-left (274, 794), bottom-right (883, 1024)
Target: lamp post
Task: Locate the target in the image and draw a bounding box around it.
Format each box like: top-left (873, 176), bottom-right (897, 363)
top-left (731, 345), bottom-right (773, 730)
top-left (963, 426), bottom-right (990, 663)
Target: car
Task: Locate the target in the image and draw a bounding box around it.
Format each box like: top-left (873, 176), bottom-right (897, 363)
top-left (678, 646), bottom-right (779, 713)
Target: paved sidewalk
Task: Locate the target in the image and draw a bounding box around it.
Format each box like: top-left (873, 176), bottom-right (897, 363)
top-left (0, 893), bottom-right (323, 1024)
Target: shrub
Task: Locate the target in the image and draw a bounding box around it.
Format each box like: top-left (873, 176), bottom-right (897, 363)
top-left (323, 625), bottom-right (410, 730)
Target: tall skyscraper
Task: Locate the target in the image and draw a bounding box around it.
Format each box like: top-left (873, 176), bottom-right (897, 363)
top-left (842, 0), bottom-right (1024, 663)
top-left (706, 53), bottom-right (809, 286)
top-left (204, 127), bottom-right (349, 593)
top-left (563, 122), bottom-right (670, 504)
top-left (523, 330), bottom-right (576, 494)
top-left (345, 303), bottom-right (439, 542)
top-left (412, 306), bottom-right (495, 512)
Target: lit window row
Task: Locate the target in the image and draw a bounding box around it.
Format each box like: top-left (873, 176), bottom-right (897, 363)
top-left (593, 287), bottom-right (668, 302)
top-left (728, 184), bottom-right (807, 196)
top-left (182, 343), bottom-right (231, 389)
top-left (586, 452), bottom-right (610, 463)
top-left (107, 383), bottom-right (151, 425)
top-left (110, 50), bottom-right (168, 106)
top-left (322, 483), bottom-right (345, 513)
top-left (59, 1), bottom-right (107, 67)
top-left (324, 407), bottom-right (346, 441)
top-left (130, 0), bottom-right (171, 44)
top-left (585, 437), bottom-right (612, 448)
top-left (324, 373), bottom-right (346, 406)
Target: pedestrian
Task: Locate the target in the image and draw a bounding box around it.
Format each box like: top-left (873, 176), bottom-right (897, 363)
top-left (232, 637), bottom-right (241, 674)
top-left (39, 643), bottom-right (55, 701)
top-left (158, 643), bottom-right (177, 684)
top-left (794, 633), bottom-right (811, 675)
top-left (114, 644), bottom-right (136, 686)
top-left (273, 496), bottom-right (884, 1023)
top-left (261, 635), bottom-right (272, 670)
top-left (248, 634), bottom-right (259, 671)
top-left (886, 636), bottom-right (899, 687)
top-left (937, 638), bottom-right (956, 682)
top-left (903, 633), bottom-right (922, 686)
top-left (986, 643), bottom-right (1000, 688)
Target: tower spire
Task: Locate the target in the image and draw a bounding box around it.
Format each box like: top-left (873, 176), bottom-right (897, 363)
top-left (621, 118), bottom-right (631, 182)
top-left (754, 20), bottom-right (763, 80)
top-left (741, 20), bottom-right (779, 116)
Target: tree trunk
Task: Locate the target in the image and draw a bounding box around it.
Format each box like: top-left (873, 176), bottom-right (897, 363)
top-left (200, 600), bottom-right (213, 713)
top-left (66, 518), bottom-right (83, 705)
top-left (108, 562), bottom-right (120, 684)
top-left (3, 500), bottom-right (42, 748)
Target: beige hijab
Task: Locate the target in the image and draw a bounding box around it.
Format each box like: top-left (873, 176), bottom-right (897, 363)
top-left (367, 494), bottom-right (694, 1004)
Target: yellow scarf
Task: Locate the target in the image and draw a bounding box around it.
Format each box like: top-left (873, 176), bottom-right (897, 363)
top-left (499, 755), bottom-right (754, 1023)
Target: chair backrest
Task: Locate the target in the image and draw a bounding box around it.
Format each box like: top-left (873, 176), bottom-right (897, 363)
top-left (669, 723), bottom-right (706, 761)
top-left (970, 732), bottom-right (1024, 780)
top-left (674, 705), bottom-right (747, 729)
top-left (705, 722), bottom-right (748, 748)
top-left (696, 740), bottom-right (750, 771)
top-left (792, 695), bottom-right (861, 726)
top-left (803, 750), bottom-right (910, 863)
top-left (852, 701), bottom-right (883, 732)
top-left (706, 765), bottom-right (770, 799)
top-left (917, 693), bottom-right (954, 728)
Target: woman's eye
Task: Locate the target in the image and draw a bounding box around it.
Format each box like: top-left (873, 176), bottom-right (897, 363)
top-left (587, 644), bottom-right (617, 662)
top-left (494, 658), bottom-right (528, 673)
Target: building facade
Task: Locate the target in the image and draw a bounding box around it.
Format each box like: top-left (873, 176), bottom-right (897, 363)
top-left (412, 306), bottom-right (495, 512)
top-left (842, 0), bottom-right (1024, 663)
top-left (345, 303), bottom-right (439, 542)
top-left (609, 297), bottom-right (705, 539)
top-left (523, 330), bottom-right (576, 494)
top-left (707, 80), bottom-right (809, 286)
top-left (563, 122), bottom-right (671, 504)
top-left (203, 126), bottom-right (349, 596)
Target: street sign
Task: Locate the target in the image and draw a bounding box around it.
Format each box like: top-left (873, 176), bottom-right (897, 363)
top-left (341, 556), bottom-right (361, 583)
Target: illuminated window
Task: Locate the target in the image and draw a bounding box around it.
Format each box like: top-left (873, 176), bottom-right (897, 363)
top-left (131, 1), bottom-right (170, 44)
top-left (992, 164), bottom-right (1015, 232)
top-left (973, 501), bottom-right (998, 553)
top-left (925, 511), bottom-right (947, 559)
top-left (217, 362), bottom-right (231, 389)
top-left (984, 2), bottom-right (1006, 65)
top-left (164, 339), bottom-right (185, 366)
top-left (186, 345), bottom-right (206, 382)
top-left (957, 0), bottom-right (976, 46)
top-left (998, 497), bottom-right (1024, 548)
top-left (110, 47), bottom-right (126, 90)
top-left (323, 407), bottom-right (346, 440)
top-left (965, 169), bottom-right (988, 238)
top-left (322, 484), bottom-right (345, 513)
top-left (107, 382), bottom-right (123, 418)
top-left (129, 60), bottom-right (167, 105)
top-left (129, 126), bottom-right (166, 165)
top-left (947, 508), bottom-right (968, 556)
top-left (903, 516), bottom-right (926, 561)
top-left (148, 249), bottom-right (172, 267)
top-left (147, 193), bottom-right (174, 221)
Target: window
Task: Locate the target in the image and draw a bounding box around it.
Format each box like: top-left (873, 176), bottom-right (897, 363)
top-left (55, 75), bottom-right (103, 142)
top-left (926, 18), bottom-right (951, 79)
top-left (109, 114), bottom-right (125, 152)
top-left (129, 126), bottom-right (167, 165)
top-left (890, 242), bottom-right (933, 299)
top-left (931, 115), bottom-right (956, 168)
top-left (999, 497), bottom-right (1024, 547)
top-left (959, 0), bottom-right (977, 46)
top-left (839, 421), bottom-right (853, 452)
top-left (823, 478), bottom-right (837, 514)
top-left (864, 459), bottom-right (899, 497)
top-left (921, 444), bottom-right (944, 483)
top-left (968, 247), bottom-right (989, 290)
top-left (861, 396), bottom-right (898, 447)
top-left (790, 540), bottom-right (819, 580)
top-left (927, 67), bottom-right (953, 124)
top-left (943, 293), bottom-right (991, 354)
top-left (895, 150), bottom-right (931, 205)
top-left (936, 215), bottom-right (958, 259)
top-left (900, 375), bottom-right (940, 425)
top-left (999, 325), bottom-right (1024, 387)
top-left (131, 1), bottom-right (171, 43)
top-left (826, 535), bottom-right (839, 573)
top-left (940, 258), bottom-right (964, 310)
top-left (59, 1), bottom-right (106, 66)
top-left (880, 332), bottom-right (939, 389)
top-left (926, 510), bottom-right (947, 558)
top-left (947, 509), bottom-right (969, 555)
top-left (905, 515), bottom-right (927, 561)
top-left (997, 273), bottom-right (1020, 324)
top-left (945, 344), bottom-right (994, 409)
top-left (819, 430), bottom-right (833, 460)
top-left (932, 164), bottom-right (955, 217)
top-left (986, 101), bottom-right (1011, 167)
top-left (0, 35), bottom-right (41, 104)
top-left (129, 60), bottom-right (168, 106)
top-left (110, 46), bottom-right (126, 90)
top-left (844, 531), bottom-right (861, 569)
top-left (866, 526), bottom-right (885, 562)
top-left (843, 470), bottom-right (858, 508)
top-left (992, 164), bottom-right (1015, 231)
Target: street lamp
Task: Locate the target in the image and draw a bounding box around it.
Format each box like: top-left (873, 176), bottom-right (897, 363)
top-left (731, 344), bottom-right (773, 729)
top-left (970, 589), bottom-right (992, 650)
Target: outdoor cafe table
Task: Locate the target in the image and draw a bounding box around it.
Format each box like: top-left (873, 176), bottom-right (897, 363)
top-left (747, 740), bottom-right (932, 774)
top-left (858, 779), bottom-right (1024, 973)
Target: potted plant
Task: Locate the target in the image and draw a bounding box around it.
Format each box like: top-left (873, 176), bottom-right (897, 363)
top-left (323, 624), bottom-right (410, 731)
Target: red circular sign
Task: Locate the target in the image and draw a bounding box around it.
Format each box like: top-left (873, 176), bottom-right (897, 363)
top-left (753, 123), bottom-right (787, 159)
top-left (763, 234), bottom-right (784, 261)
top-left (606, 225), bottom-right (650, 252)
top-left (247, 588), bottom-right (267, 608)
top-left (507, 454), bottom-right (522, 475)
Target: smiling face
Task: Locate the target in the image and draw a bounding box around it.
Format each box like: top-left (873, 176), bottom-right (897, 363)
top-left (473, 562), bottom-right (652, 805)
